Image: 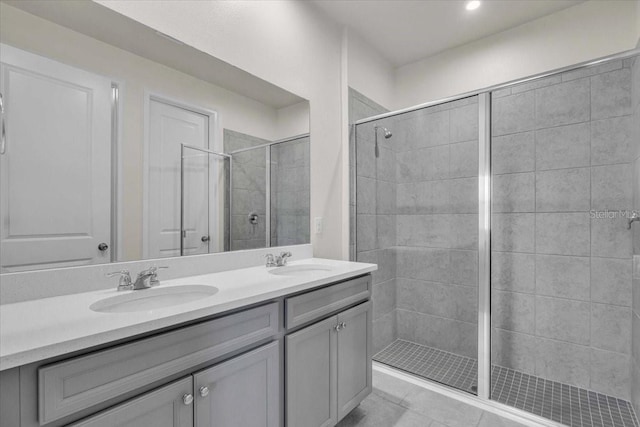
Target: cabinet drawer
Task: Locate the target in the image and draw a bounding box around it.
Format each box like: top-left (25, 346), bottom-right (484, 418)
top-left (38, 302), bottom-right (279, 425)
top-left (285, 275), bottom-right (370, 330)
top-left (68, 377), bottom-right (193, 427)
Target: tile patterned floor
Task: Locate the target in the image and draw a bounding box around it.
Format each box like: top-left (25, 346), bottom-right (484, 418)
top-left (337, 370), bottom-right (527, 427)
top-left (374, 340), bottom-right (640, 427)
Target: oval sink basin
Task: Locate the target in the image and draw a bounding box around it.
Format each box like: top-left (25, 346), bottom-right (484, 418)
top-left (90, 285), bottom-right (218, 313)
top-left (269, 264), bottom-right (333, 276)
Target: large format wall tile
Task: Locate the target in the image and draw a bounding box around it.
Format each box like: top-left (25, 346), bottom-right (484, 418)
top-left (492, 214), bottom-right (535, 253)
top-left (591, 116), bottom-right (634, 166)
top-left (396, 247), bottom-right (450, 283)
top-left (449, 140), bottom-right (478, 178)
top-left (492, 173), bottom-right (535, 213)
top-left (591, 216), bottom-right (633, 258)
top-left (397, 181), bottom-right (449, 214)
top-left (492, 91), bottom-right (535, 136)
top-left (535, 338), bottom-right (591, 388)
top-left (535, 213), bottom-right (590, 256)
top-left (535, 254), bottom-right (590, 301)
top-left (591, 68), bottom-right (632, 120)
top-left (590, 349), bottom-right (631, 398)
top-left (535, 168), bottom-right (590, 212)
top-left (591, 163), bottom-right (633, 210)
top-left (535, 78), bottom-right (590, 128)
top-left (492, 132), bottom-right (535, 175)
top-left (591, 257), bottom-right (632, 306)
top-left (450, 249), bottom-right (478, 287)
top-left (396, 214), bottom-right (450, 248)
top-left (396, 146), bottom-right (449, 182)
top-left (449, 178), bottom-right (478, 214)
top-left (450, 101), bottom-right (479, 144)
top-left (491, 252), bottom-right (535, 293)
top-left (535, 296), bottom-right (590, 345)
top-left (491, 328), bottom-right (537, 374)
top-left (535, 123), bottom-right (590, 170)
top-left (591, 303), bottom-right (632, 354)
top-left (492, 290), bottom-right (535, 334)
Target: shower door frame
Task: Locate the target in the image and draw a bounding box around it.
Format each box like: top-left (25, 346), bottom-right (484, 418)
top-left (353, 46), bottom-right (640, 418)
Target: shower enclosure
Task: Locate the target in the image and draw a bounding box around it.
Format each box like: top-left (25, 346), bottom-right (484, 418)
top-left (180, 133), bottom-right (310, 253)
top-left (352, 50), bottom-right (640, 427)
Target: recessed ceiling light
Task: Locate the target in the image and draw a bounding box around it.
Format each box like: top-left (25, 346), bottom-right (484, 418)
top-left (466, 0), bottom-right (481, 11)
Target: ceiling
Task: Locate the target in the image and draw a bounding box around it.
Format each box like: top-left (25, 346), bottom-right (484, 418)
top-left (312, 0), bottom-right (585, 67)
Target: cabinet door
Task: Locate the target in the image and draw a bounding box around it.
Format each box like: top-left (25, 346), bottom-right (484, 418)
top-left (286, 315), bottom-right (338, 427)
top-left (194, 341), bottom-right (280, 427)
top-left (69, 377), bottom-right (193, 427)
top-left (337, 301), bottom-right (372, 421)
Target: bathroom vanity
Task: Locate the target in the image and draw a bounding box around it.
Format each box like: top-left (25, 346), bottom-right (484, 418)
top-left (0, 259), bottom-right (375, 427)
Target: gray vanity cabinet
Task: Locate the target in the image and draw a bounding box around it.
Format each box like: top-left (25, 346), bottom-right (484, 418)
top-left (70, 377), bottom-right (194, 427)
top-left (336, 302), bottom-right (372, 421)
top-left (286, 316), bottom-right (339, 427)
top-left (194, 341), bottom-right (280, 427)
top-left (285, 299), bottom-right (372, 427)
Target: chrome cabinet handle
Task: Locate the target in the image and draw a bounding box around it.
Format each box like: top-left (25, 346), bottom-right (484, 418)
top-left (340, 322), bottom-right (346, 329)
top-left (98, 242), bottom-right (109, 251)
top-left (199, 386), bottom-right (209, 397)
top-left (201, 235), bottom-right (210, 242)
top-left (183, 394), bottom-right (194, 405)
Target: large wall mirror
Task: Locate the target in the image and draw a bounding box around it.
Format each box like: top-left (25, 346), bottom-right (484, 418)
top-left (0, 0), bottom-right (310, 272)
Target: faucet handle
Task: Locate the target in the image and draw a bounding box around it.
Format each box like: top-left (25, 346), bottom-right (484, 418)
top-left (138, 266), bottom-right (168, 276)
top-left (265, 253), bottom-right (276, 267)
top-left (279, 251), bottom-right (292, 266)
top-left (106, 270), bottom-right (133, 291)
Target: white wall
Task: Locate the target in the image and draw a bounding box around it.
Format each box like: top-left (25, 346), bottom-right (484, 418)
top-left (346, 30), bottom-right (395, 110)
top-left (275, 101), bottom-right (310, 140)
top-left (96, 0), bottom-right (346, 259)
top-left (394, 0), bottom-right (640, 109)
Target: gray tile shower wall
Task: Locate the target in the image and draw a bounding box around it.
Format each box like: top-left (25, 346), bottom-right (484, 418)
top-left (224, 129), bottom-right (268, 250)
top-left (491, 58), bottom-right (637, 400)
top-left (391, 97), bottom-right (479, 359)
top-left (631, 54), bottom-right (640, 417)
top-left (349, 89), bottom-right (396, 353)
top-left (270, 138), bottom-right (310, 247)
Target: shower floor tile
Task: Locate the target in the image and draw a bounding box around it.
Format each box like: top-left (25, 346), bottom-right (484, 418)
top-left (374, 340), bottom-right (640, 427)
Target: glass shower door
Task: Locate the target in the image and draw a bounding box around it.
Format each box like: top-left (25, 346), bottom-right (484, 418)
top-left (355, 95), bottom-right (481, 394)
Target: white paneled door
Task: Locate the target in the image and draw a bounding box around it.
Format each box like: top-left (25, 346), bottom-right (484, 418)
top-left (0, 44), bottom-right (112, 272)
top-left (147, 99), bottom-right (210, 258)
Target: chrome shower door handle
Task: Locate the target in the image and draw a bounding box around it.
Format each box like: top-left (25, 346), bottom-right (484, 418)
top-left (0, 92), bottom-right (5, 155)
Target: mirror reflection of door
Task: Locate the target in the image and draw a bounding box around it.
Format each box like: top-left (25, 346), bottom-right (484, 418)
top-left (0, 44), bottom-right (112, 272)
top-left (146, 98), bottom-right (213, 258)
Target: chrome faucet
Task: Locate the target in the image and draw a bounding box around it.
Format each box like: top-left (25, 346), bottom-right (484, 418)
top-left (265, 251), bottom-right (292, 267)
top-left (106, 266), bottom-right (168, 291)
top-left (106, 270), bottom-right (133, 291)
top-left (133, 266), bottom-right (168, 290)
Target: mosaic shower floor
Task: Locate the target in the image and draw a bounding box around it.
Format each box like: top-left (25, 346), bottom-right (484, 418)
top-left (374, 340), bottom-right (639, 427)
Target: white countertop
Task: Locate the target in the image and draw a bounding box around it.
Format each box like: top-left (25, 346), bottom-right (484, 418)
top-left (0, 258), bottom-right (376, 371)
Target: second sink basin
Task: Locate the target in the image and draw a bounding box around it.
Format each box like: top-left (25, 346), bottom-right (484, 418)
top-left (269, 264), bottom-right (333, 277)
top-left (90, 285), bottom-right (219, 313)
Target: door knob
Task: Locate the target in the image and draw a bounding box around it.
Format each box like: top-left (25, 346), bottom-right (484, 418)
top-left (98, 243), bottom-right (109, 251)
top-left (201, 235), bottom-right (210, 242)
top-left (183, 394), bottom-right (194, 405)
top-left (199, 386), bottom-right (209, 397)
